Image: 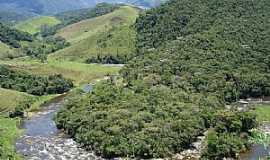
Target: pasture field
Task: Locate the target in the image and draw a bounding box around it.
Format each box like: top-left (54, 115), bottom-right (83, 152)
top-left (50, 6), bottom-right (139, 62)
top-left (0, 41), bottom-right (22, 59)
top-left (15, 16), bottom-right (61, 34)
top-left (0, 59), bottom-right (121, 85)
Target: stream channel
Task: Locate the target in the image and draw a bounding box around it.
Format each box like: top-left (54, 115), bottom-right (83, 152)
top-left (15, 94), bottom-right (102, 160)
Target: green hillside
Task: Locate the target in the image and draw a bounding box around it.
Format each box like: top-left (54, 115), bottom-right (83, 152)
top-left (0, 88), bottom-right (33, 113)
top-left (0, 42), bottom-right (22, 59)
top-left (15, 16), bottom-right (61, 34)
top-left (50, 6), bottom-right (139, 63)
top-left (1, 59), bottom-right (121, 85)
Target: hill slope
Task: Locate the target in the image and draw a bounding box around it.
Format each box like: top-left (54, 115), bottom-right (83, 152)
top-left (0, 88), bottom-right (33, 112)
top-left (0, 0), bottom-right (95, 15)
top-left (50, 6), bottom-right (139, 63)
top-left (0, 42), bottom-right (20, 59)
top-left (15, 16), bottom-right (61, 34)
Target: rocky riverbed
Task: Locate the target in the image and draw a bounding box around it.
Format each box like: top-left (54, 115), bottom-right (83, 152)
top-left (15, 96), bottom-right (102, 160)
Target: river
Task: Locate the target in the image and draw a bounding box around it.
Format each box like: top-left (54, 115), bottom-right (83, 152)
top-left (15, 94), bottom-right (102, 160)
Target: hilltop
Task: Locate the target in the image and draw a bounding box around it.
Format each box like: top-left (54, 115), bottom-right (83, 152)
top-left (0, 0), bottom-right (165, 18)
top-left (15, 16), bottom-right (61, 34)
top-left (50, 6), bottom-right (140, 63)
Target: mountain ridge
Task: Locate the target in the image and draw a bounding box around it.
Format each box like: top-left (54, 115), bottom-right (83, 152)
top-left (0, 0), bottom-right (165, 16)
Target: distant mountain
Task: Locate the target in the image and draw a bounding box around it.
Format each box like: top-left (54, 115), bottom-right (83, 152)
top-left (0, 0), bottom-right (95, 15)
top-left (0, 0), bottom-right (165, 16)
top-left (0, 11), bottom-right (31, 25)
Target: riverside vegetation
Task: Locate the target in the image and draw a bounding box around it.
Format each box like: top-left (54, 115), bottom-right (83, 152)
top-left (55, 0), bottom-right (270, 159)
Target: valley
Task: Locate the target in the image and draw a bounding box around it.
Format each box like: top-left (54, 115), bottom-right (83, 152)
top-left (0, 0), bottom-right (269, 160)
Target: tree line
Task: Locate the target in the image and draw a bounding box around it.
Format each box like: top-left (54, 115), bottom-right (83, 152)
top-left (0, 65), bottom-right (73, 96)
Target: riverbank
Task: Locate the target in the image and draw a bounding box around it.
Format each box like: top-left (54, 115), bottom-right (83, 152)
top-left (15, 90), bottom-right (103, 159)
top-left (0, 117), bottom-right (22, 159)
top-left (0, 91), bottom-right (61, 160)
top-left (239, 104), bottom-right (270, 159)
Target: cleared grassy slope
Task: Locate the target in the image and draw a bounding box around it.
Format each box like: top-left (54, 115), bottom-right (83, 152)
top-left (0, 59), bottom-right (120, 85)
top-left (0, 41), bottom-right (18, 59)
top-left (15, 16), bottom-right (61, 34)
top-left (50, 6), bottom-right (139, 62)
top-left (0, 88), bottom-right (33, 113)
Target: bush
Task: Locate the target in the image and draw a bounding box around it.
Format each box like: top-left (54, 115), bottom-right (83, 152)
top-left (202, 130), bottom-right (248, 159)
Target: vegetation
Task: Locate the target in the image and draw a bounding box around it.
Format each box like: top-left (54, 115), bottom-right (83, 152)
top-left (0, 22), bottom-right (70, 61)
top-left (0, 42), bottom-right (23, 59)
top-left (0, 65), bottom-right (73, 96)
top-left (0, 117), bottom-right (22, 160)
top-left (0, 59), bottom-right (121, 85)
top-left (50, 6), bottom-right (139, 63)
top-left (252, 104), bottom-right (270, 123)
top-left (56, 3), bottom-right (119, 27)
top-left (0, 23), bottom-right (33, 48)
top-left (201, 111), bottom-right (256, 159)
top-left (0, 88), bottom-right (34, 114)
top-left (56, 0), bottom-right (269, 159)
top-left (15, 16), bottom-right (61, 34)
top-left (39, 3), bottom-right (120, 37)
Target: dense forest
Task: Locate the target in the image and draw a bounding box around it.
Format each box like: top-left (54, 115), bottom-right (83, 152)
top-left (56, 0), bottom-right (269, 159)
top-left (0, 65), bottom-right (73, 96)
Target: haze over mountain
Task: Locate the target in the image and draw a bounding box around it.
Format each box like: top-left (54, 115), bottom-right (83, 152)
top-left (0, 0), bottom-right (164, 16)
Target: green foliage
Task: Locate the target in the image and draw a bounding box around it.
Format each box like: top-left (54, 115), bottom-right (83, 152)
top-left (40, 3), bottom-right (119, 37)
top-left (23, 36), bottom-right (70, 61)
top-left (202, 130), bottom-right (247, 159)
top-left (0, 23), bottom-right (33, 48)
top-left (51, 6), bottom-right (139, 63)
top-left (56, 82), bottom-right (209, 158)
top-left (131, 0), bottom-right (270, 102)
top-left (250, 129), bottom-right (270, 149)
top-left (56, 3), bottom-right (119, 27)
top-left (201, 111), bottom-right (257, 159)
top-left (252, 105), bottom-right (270, 123)
top-left (15, 16), bottom-right (61, 34)
top-left (56, 0), bottom-right (267, 159)
top-left (0, 65), bottom-right (73, 96)
top-left (0, 117), bottom-right (22, 160)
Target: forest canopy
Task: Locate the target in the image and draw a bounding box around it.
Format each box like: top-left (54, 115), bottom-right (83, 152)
top-left (56, 0), bottom-right (269, 159)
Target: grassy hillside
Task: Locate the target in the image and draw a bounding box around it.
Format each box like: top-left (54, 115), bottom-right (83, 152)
top-left (0, 41), bottom-right (23, 59)
top-left (0, 59), bottom-right (121, 85)
top-left (50, 6), bottom-right (139, 63)
top-left (15, 16), bottom-right (61, 34)
top-left (0, 88), bottom-right (33, 113)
